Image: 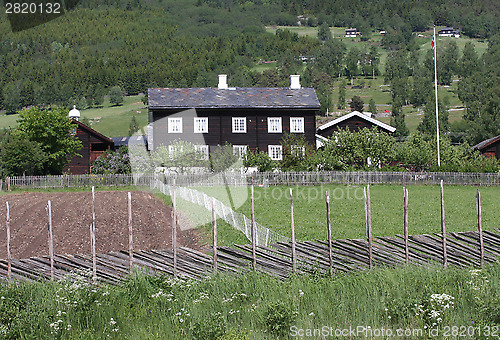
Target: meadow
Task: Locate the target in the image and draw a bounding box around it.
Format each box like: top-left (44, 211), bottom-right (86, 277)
top-left (0, 263), bottom-right (498, 339)
top-left (0, 95), bottom-right (148, 138)
top-left (193, 184), bottom-right (500, 242)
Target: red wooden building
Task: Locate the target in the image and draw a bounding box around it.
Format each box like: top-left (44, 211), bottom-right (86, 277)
top-left (64, 120), bottom-right (115, 174)
top-left (316, 111), bottom-right (396, 139)
top-left (472, 135), bottom-right (500, 160)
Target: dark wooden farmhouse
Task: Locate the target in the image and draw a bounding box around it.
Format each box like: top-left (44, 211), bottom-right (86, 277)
top-left (147, 75), bottom-right (320, 161)
top-left (64, 120), bottom-right (115, 174)
top-left (472, 135), bottom-right (500, 160)
top-left (344, 28), bottom-right (358, 38)
top-left (316, 111), bottom-right (396, 140)
top-left (438, 27), bottom-right (460, 37)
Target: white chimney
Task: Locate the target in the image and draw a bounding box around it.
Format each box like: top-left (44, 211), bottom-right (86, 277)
top-left (290, 75), bottom-right (301, 89)
top-left (218, 74), bottom-right (228, 89)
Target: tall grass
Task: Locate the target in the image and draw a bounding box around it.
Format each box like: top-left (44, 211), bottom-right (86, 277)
top-left (0, 264), bottom-right (498, 339)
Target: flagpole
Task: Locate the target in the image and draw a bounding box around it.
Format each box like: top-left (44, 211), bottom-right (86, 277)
top-left (433, 26), bottom-right (441, 167)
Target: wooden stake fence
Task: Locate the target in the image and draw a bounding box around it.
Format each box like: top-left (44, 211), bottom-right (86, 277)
top-left (128, 192), bottom-right (133, 271)
top-left (251, 185), bottom-right (256, 271)
top-left (326, 191), bottom-right (333, 276)
top-left (6, 202), bottom-right (11, 281)
top-left (212, 199), bottom-right (217, 274)
top-left (172, 180), bottom-right (177, 277)
top-left (364, 185), bottom-right (373, 269)
top-left (403, 187), bottom-right (409, 265)
top-left (47, 200), bottom-right (54, 280)
top-left (91, 186), bottom-right (97, 283)
top-left (476, 189), bottom-right (484, 266)
top-left (290, 188), bottom-right (296, 273)
top-left (440, 180), bottom-right (448, 269)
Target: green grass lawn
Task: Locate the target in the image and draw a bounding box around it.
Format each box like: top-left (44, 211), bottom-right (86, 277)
top-left (79, 95), bottom-right (148, 137)
top-left (194, 184), bottom-right (499, 242)
top-left (0, 95), bottom-right (148, 138)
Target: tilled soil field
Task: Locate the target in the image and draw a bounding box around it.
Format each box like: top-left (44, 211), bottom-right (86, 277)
top-left (0, 190), bottom-right (203, 259)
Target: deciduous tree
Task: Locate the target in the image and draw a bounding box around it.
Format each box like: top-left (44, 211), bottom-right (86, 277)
top-left (13, 106), bottom-right (83, 174)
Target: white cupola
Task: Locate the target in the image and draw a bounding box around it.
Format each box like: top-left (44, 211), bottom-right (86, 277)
top-left (69, 105), bottom-right (80, 121)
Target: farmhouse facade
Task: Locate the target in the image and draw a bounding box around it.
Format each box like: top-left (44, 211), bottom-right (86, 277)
top-left (472, 135), bottom-right (500, 160)
top-left (147, 75), bottom-right (320, 161)
top-left (344, 28), bottom-right (358, 38)
top-left (64, 120), bottom-right (115, 174)
top-left (316, 111), bottom-right (396, 139)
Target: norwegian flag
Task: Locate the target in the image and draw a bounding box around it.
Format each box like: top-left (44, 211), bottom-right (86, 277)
top-left (432, 30), bottom-right (436, 63)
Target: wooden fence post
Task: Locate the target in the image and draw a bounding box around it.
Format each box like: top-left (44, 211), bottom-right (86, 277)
top-left (364, 185), bottom-right (373, 269)
top-left (326, 191), bottom-right (333, 276)
top-left (476, 189), bottom-right (484, 267)
top-left (403, 187), bottom-right (409, 265)
top-left (440, 180), bottom-right (448, 269)
top-left (7, 177), bottom-right (10, 191)
top-left (91, 186), bottom-right (97, 283)
top-left (6, 202), bottom-right (11, 282)
top-left (47, 200), bottom-right (54, 281)
top-left (290, 188), bottom-right (296, 273)
top-left (128, 192), bottom-right (133, 271)
top-left (212, 199), bottom-right (217, 274)
top-left (172, 180), bottom-right (177, 277)
top-left (251, 185), bottom-right (256, 271)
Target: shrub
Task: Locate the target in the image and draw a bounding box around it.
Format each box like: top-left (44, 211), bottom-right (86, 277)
top-left (262, 301), bottom-right (297, 337)
top-left (92, 146), bottom-right (131, 174)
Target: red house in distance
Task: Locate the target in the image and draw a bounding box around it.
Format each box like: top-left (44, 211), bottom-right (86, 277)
top-left (64, 119), bottom-right (115, 174)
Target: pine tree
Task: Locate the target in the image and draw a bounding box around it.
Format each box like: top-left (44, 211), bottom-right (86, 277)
top-left (128, 116), bottom-right (139, 136)
top-left (350, 96), bottom-right (364, 112)
top-left (390, 104), bottom-right (409, 137)
top-left (368, 98), bottom-right (377, 116)
top-left (337, 81), bottom-right (346, 109)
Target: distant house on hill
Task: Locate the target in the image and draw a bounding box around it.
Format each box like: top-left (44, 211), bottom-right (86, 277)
top-left (472, 135), bottom-right (500, 160)
top-left (316, 111), bottom-right (396, 139)
top-left (438, 27), bottom-right (460, 37)
top-left (147, 75), bottom-right (320, 161)
top-left (345, 28), bottom-right (358, 38)
top-left (64, 119), bottom-right (115, 174)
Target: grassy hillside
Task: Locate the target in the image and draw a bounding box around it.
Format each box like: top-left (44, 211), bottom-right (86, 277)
top-left (0, 95), bottom-right (148, 138)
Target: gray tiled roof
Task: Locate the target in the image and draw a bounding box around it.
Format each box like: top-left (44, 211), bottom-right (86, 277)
top-left (148, 87), bottom-right (320, 109)
top-left (472, 135), bottom-right (500, 150)
top-left (111, 135), bottom-right (147, 148)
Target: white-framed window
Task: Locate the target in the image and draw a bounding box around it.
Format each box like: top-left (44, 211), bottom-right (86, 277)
top-left (232, 117), bottom-right (247, 133)
top-left (290, 117), bottom-right (304, 133)
top-left (267, 117), bottom-right (282, 133)
top-left (195, 145), bottom-right (209, 160)
top-left (291, 145), bottom-right (305, 157)
top-left (168, 117), bottom-right (183, 133)
top-left (268, 145), bottom-right (282, 160)
top-left (233, 145), bottom-right (248, 159)
top-left (168, 145), bottom-right (183, 159)
top-left (194, 117), bottom-right (208, 133)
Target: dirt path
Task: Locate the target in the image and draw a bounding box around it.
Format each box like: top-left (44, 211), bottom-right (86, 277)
top-left (0, 191), bottom-right (203, 259)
